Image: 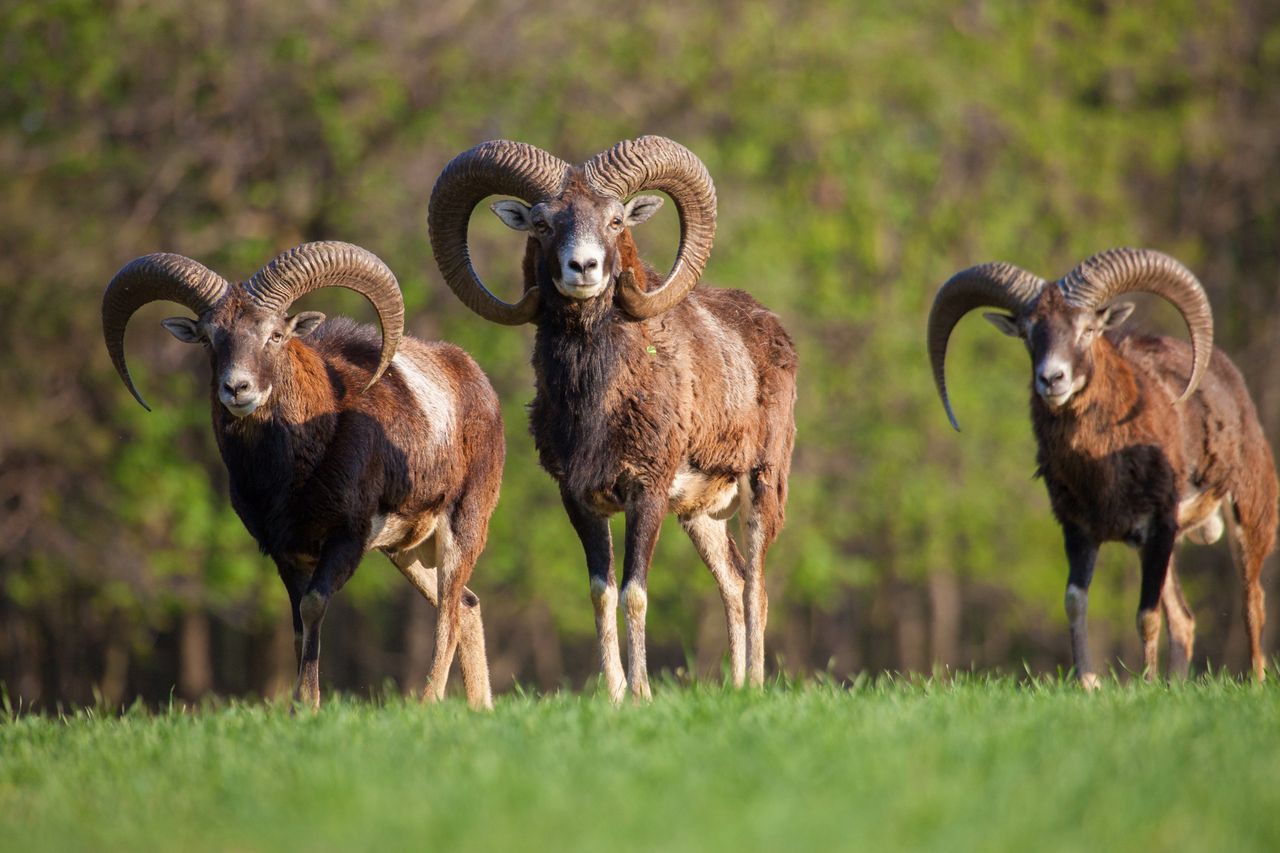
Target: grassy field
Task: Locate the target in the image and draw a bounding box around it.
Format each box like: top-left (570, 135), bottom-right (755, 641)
top-left (2, 676), bottom-right (1278, 852)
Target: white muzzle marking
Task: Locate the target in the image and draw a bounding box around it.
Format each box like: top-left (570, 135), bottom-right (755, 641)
top-left (1035, 356), bottom-right (1076, 408)
top-left (555, 238), bottom-right (607, 299)
top-left (219, 379), bottom-right (271, 417)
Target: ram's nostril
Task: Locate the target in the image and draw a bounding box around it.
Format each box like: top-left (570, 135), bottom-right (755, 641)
top-left (1039, 370), bottom-right (1065, 387)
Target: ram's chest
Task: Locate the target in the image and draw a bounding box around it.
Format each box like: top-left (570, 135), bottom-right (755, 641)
top-left (531, 337), bottom-right (685, 507)
top-left (535, 396), bottom-right (680, 507)
top-left (219, 419), bottom-right (330, 558)
top-left (1041, 441), bottom-right (1180, 543)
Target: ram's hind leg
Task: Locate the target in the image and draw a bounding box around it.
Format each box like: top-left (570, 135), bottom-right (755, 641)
top-left (1225, 493), bottom-right (1274, 682)
top-left (680, 513), bottom-right (746, 686)
top-left (1161, 557), bottom-right (1195, 680)
top-left (390, 538), bottom-right (492, 709)
top-left (739, 468), bottom-right (785, 688)
top-left (455, 589), bottom-right (492, 707)
top-left (427, 517), bottom-right (492, 707)
top-left (1137, 518), bottom-right (1177, 682)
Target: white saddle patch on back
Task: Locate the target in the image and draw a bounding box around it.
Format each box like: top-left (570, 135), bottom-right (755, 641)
top-left (691, 303), bottom-right (757, 414)
top-left (393, 352), bottom-right (455, 446)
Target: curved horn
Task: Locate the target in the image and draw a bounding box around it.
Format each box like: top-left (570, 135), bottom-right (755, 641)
top-left (428, 140), bottom-right (571, 325)
top-left (1058, 248), bottom-right (1213, 405)
top-left (927, 262), bottom-right (1048, 431)
top-left (102, 253), bottom-right (231, 411)
top-left (584, 136), bottom-right (717, 319)
top-left (246, 241), bottom-right (404, 390)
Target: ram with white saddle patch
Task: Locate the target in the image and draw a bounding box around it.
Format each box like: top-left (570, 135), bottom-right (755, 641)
top-left (102, 241), bottom-right (503, 708)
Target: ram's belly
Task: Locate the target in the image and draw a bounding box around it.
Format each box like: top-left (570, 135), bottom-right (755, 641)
top-left (668, 467), bottom-right (740, 520)
top-left (367, 512), bottom-right (439, 553)
top-left (1177, 491), bottom-right (1225, 544)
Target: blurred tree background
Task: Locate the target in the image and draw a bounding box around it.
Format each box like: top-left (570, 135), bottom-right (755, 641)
top-left (2, 0), bottom-right (1278, 706)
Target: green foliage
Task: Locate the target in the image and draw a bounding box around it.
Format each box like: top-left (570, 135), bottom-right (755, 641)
top-left (2, 0), bottom-right (1278, 698)
top-left (2, 679), bottom-right (1280, 851)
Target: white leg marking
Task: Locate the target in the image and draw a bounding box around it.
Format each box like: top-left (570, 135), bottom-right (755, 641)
top-left (621, 582), bottom-right (651, 701)
top-left (1137, 607), bottom-right (1162, 681)
top-left (739, 474), bottom-right (769, 688)
top-left (1064, 584), bottom-right (1097, 688)
top-left (590, 576), bottom-right (626, 703)
top-left (681, 514), bottom-right (746, 686)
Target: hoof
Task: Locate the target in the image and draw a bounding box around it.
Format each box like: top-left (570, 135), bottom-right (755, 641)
top-left (1080, 672), bottom-right (1101, 691)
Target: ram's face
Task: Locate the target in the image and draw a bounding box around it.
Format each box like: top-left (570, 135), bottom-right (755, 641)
top-left (490, 186), bottom-right (664, 300)
top-left (161, 290), bottom-right (324, 418)
top-left (1026, 290), bottom-right (1095, 408)
top-left (985, 285), bottom-right (1134, 410)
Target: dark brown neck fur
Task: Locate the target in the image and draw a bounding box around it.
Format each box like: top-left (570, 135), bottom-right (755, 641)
top-left (212, 339), bottom-right (340, 556)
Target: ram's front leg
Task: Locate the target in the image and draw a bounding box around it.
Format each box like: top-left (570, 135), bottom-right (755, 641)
top-left (622, 495), bottom-right (666, 703)
top-left (295, 532), bottom-right (364, 710)
top-left (1137, 517), bottom-right (1177, 682)
top-left (1160, 558), bottom-right (1195, 680)
top-left (1062, 522), bottom-right (1101, 690)
top-left (562, 489), bottom-right (626, 704)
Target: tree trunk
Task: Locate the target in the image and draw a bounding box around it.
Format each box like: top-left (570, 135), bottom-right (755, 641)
top-left (179, 609), bottom-right (213, 700)
top-left (928, 571), bottom-right (963, 670)
top-left (895, 582), bottom-right (928, 674)
top-left (527, 601), bottom-right (565, 690)
top-left (261, 610), bottom-right (297, 700)
top-left (401, 589), bottom-right (434, 695)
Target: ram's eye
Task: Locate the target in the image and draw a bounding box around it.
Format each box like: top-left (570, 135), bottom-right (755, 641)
top-left (534, 221), bottom-right (550, 235)
top-left (611, 217), bottom-right (623, 228)
top-left (270, 331), bottom-right (284, 344)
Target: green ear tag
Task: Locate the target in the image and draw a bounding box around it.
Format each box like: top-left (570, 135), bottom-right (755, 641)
top-left (646, 345), bottom-right (657, 356)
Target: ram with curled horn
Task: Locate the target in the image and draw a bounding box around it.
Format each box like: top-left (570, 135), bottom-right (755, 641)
top-left (927, 247), bottom-right (1278, 686)
top-left (103, 241), bottom-right (504, 709)
top-left (429, 136), bottom-right (797, 701)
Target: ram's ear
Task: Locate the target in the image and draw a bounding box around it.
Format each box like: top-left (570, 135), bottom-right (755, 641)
top-left (982, 312), bottom-right (1021, 338)
top-left (490, 199), bottom-right (534, 231)
top-left (1099, 301), bottom-right (1135, 330)
top-left (161, 317), bottom-right (203, 344)
top-left (287, 311), bottom-right (325, 339)
top-left (623, 195), bottom-right (664, 227)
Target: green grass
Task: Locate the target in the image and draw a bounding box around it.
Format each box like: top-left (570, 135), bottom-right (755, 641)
top-left (2, 676), bottom-right (1278, 852)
